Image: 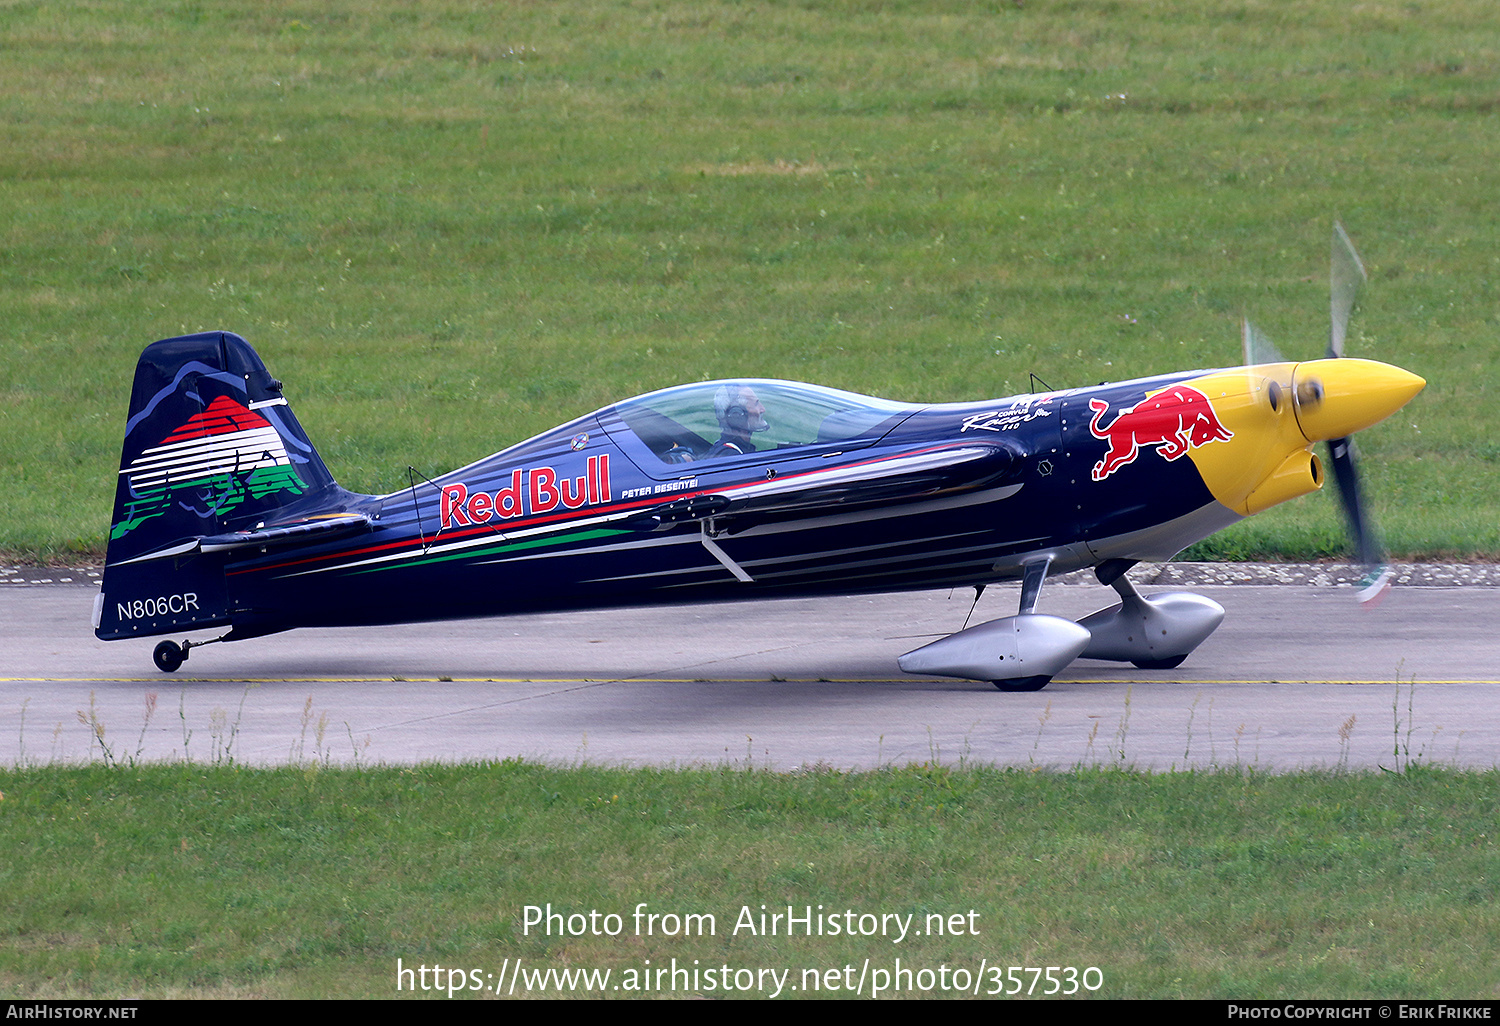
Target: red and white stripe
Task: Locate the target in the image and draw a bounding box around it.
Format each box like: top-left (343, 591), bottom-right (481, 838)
top-left (120, 396), bottom-right (290, 489)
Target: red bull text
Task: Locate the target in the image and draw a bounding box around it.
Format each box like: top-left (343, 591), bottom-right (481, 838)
top-left (440, 454), bottom-right (612, 528)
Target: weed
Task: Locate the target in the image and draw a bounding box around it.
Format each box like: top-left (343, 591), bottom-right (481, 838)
top-left (1114, 684), bottom-right (1134, 764)
top-left (1204, 696), bottom-right (1217, 767)
top-left (1337, 714), bottom-right (1357, 773)
top-left (16, 698), bottom-right (28, 768)
top-left (1418, 724), bottom-right (1445, 765)
top-left (76, 691), bottom-right (116, 767)
top-left (1030, 700), bottom-right (1053, 766)
top-left (346, 724), bottom-right (371, 768)
top-left (957, 720), bottom-right (980, 770)
top-left (314, 710), bottom-right (330, 767)
top-left (291, 695), bottom-right (316, 766)
top-left (131, 691), bottom-right (158, 766)
top-left (208, 684), bottom-right (256, 766)
top-left (208, 708), bottom-right (228, 764)
top-left (178, 687), bottom-right (193, 761)
top-left (1184, 691), bottom-right (1202, 763)
top-left (1388, 661), bottom-right (1422, 773)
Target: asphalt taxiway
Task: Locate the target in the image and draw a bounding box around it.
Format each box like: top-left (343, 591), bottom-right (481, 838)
top-left (3, 567), bottom-right (1497, 771)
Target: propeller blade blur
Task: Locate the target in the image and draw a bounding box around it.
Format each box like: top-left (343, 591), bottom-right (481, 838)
top-left (1329, 221), bottom-right (1367, 360)
top-left (1326, 434), bottom-right (1380, 563)
top-left (1242, 316), bottom-right (1286, 367)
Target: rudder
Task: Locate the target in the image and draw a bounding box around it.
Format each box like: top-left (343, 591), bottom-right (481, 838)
top-left (96, 331), bottom-right (344, 641)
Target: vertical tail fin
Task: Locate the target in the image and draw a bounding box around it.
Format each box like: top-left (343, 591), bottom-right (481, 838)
top-left (97, 331), bottom-right (347, 641)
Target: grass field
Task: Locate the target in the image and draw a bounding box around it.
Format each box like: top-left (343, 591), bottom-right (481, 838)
top-left (1, 0), bottom-right (1496, 560)
top-left (2, 760), bottom-right (1499, 999)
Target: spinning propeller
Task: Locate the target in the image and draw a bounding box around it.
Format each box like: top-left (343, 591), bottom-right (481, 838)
top-left (1241, 222), bottom-right (1399, 604)
top-left (1321, 223), bottom-right (1388, 599)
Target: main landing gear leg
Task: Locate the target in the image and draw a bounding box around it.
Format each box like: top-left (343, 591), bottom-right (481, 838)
top-left (991, 558), bottom-right (1059, 691)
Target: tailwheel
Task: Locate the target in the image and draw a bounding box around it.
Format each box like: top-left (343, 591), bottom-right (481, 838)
top-left (153, 641), bottom-right (187, 673)
top-left (992, 676), bottom-right (1051, 693)
top-left (1131, 655), bottom-right (1187, 670)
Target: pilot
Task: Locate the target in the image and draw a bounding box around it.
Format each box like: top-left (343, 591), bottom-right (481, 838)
top-left (706, 383), bottom-right (769, 458)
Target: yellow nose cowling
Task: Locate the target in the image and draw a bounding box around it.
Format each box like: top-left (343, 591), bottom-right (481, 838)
top-left (1291, 358), bottom-right (1427, 444)
top-left (1172, 358), bottom-right (1425, 519)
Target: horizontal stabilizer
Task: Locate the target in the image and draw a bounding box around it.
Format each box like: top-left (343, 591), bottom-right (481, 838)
top-left (199, 512), bottom-right (373, 553)
top-left (112, 512), bottom-right (373, 565)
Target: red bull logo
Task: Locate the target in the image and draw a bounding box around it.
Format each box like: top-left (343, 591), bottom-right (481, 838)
top-left (1088, 385), bottom-right (1234, 482)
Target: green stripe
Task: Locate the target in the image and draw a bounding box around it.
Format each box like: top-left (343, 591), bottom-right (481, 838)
top-left (111, 465), bottom-right (306, 539)
top-left (347, 527), bottom-right (630, 575)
